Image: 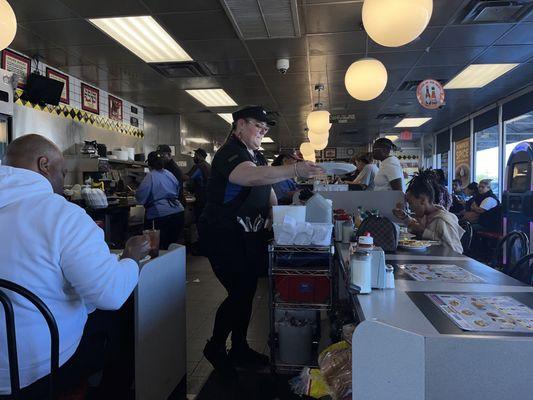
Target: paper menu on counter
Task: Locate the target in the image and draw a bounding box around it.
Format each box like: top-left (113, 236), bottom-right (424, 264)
top-left (428, 294), bottom-right (533, 333)
top-left (399, 264), bottom-right (485, 283)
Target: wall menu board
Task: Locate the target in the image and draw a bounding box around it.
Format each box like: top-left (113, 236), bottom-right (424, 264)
top-left (1, 49), bottom-right (30, 88)
top-left (428, 294), bottom-right (533, 333)
top-left (455, 138), bottom-right (470, 187)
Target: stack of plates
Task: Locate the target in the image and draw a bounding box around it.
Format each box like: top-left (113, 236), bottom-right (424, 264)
top-left (317, 162), bottom-right (356, 175)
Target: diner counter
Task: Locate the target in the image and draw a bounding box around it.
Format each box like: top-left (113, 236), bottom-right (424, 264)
top-left (335, 243), bottom-right (533, 400)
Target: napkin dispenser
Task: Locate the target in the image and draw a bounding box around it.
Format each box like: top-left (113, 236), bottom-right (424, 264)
top-left (369, 247), bottom-right (387, 289)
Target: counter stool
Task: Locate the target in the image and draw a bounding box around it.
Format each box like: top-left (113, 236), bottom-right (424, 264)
top-left (492, 231), bottom-right (529, 274)
top-left (0, 279), bottom-right (59, 400)
top-left (506, 253), bottom-right (533, 286)
top-left (459, 220), bottom-right (473, 255)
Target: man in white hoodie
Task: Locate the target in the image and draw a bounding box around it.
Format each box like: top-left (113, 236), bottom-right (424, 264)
top-left (0, 134), bottom-right (149, 398)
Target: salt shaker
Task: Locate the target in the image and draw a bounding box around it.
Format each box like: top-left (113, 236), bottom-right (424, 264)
top-left (385, 264), bottom-right (395, 289)
top-left (342, 217), bottom-right (354, 244)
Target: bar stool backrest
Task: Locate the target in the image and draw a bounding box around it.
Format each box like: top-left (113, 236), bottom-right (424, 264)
top-left (0, 279), bottom-right (59, 399)
top-left (506, 253), bottom-right (533, 286)
top-left (459, 220), bottom-right (473, 255)
top-left (493, 231), bottom-right (529, 273)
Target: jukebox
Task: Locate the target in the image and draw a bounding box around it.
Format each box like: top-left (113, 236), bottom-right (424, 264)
top-left (502, 141), bottom-right (533, 252)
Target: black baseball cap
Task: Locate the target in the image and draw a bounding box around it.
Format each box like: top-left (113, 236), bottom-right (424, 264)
top-left (194, 148), bottom-right (208, 158)
top-left (157, 144), bottom-right (172, 153)
top-left (232, 106), bottom-right (276, 126)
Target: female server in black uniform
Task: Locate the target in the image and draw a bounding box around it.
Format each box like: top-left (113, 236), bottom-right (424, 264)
top-left (198, 106), bottom-right (323, 378)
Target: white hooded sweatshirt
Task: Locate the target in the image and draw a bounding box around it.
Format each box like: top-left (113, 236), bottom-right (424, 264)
top-left (421, 205), bottom-right (466, 254)
top-left (0, 166), bottom-right (139, 393)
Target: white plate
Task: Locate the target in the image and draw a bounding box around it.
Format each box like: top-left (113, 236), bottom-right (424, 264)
top-left (317, 162), bottom-right (356, 175)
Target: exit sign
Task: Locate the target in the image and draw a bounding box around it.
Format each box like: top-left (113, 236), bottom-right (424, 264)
top-left (400, 130), bottom-right (413, 140)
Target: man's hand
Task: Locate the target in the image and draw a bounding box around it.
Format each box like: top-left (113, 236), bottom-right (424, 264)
top-left (121, 235), bottom-right (151, 263)
top-left (392, 201), bottom-right (408, 220)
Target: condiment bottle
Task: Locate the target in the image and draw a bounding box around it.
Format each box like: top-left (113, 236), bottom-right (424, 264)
top-left (385, 265), bottom-right (395, 289)
top-left (350, 251), bottom-right (372, 294)
top-left (334, 214), bottom-right (350, 242)
top-left (357, 232), bottom-right (374, 251)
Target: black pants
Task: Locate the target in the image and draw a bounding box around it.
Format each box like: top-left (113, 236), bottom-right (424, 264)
top-left (198, 222), bottom-right (259, 349)
top-left (145, 211), bottom-right (184, 250)
top-left (4, 298), bottom-right (134, 400)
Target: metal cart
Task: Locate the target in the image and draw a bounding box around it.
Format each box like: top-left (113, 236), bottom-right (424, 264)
top-left (268, 242), bottom-right (336, 373)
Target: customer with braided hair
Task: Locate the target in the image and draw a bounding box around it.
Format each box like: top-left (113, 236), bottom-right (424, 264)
top-left (393, 168), bottom-right (465, 253)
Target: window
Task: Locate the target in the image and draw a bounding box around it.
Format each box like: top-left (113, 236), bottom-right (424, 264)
top-left (504, 111), bottom-right (533, 166)
top-left (474, 124), bottom-right (499, 196)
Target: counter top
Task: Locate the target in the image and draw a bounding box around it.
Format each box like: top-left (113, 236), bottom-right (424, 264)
top-left (336, 243), bottom-right (533, 336)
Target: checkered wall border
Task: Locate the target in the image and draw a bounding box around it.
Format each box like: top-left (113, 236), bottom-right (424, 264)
top-left (14, 89), bottom-right (144, 138)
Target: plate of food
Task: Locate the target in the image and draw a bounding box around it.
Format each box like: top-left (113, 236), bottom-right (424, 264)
top-left (397, 239), bottom-right (432, 251)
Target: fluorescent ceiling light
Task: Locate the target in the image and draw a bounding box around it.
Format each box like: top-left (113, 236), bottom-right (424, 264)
top-left (217, 113), bottom-right (233, 124)
top-left (385, 135), bottom-right (399, 141)
top-left (185, 89), bottom-right (237, 107)
top-left (89, 16), bottom-right (192, 63)
top-left (261, 137), bottom-right (274, 143)
top-left (186, 138), bottom-right (210, 144)
top-left (259, 146), bottom-right (265, 151)
top-left (444, 64), bottom-right (519, 89)
top-left (395, 118), bottom-right (431, 128)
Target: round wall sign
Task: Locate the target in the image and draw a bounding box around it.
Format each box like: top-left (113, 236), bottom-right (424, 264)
top-left (416, 79), bottom-right (445, 110)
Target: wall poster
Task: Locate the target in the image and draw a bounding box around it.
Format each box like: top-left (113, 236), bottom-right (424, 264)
top-left (454, 138), bottom-right (470, 187)
top-left (81, 83), bottom-right (99, 114)
top-left (46, 68), bottom-right (69, 104)
top-left (1, 49), bottom-right (31, 88)
top-left (324, 147), bottom-right (337, 159)
top-left (108, 95), bottom-right (123, 121)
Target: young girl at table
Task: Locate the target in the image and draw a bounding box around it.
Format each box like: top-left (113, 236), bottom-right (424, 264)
top-left (393, 169), bottom-right (465, 253)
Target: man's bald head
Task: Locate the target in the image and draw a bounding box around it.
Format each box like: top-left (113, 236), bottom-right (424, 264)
top-left (5, 134), bottom-right (66, 194)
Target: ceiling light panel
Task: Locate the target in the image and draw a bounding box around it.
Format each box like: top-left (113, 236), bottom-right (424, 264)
top-left (217, 113), bottom-right (234, 124)
top-left (395, 118), bottom-right (431, 128)
top-left (444, 64), bottom-right (519, 89)
top-left (185, 89), bottom-right (237, 107)
top-left (261, 137), bottom-right (274, 143)
top-left (89, 16), bottom-right (192, 63)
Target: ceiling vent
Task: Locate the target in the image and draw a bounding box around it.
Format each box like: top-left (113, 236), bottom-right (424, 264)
top-left (376, 113), bottom-right (405, 120)
top-left (458, 1), bottom-right (533, 23)
top-left (398, 79), bottom-right (448, 91)
top-left (150, 62), bottom-right (211, 78)
top-left (221, 0), bottom-right (301, 39)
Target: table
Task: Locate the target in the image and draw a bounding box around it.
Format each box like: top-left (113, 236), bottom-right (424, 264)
top-left (335, 243), bottom-right (533, 400)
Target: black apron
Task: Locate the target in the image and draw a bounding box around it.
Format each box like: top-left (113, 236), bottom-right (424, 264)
top-left (199, 148), bottom-right (272, 275)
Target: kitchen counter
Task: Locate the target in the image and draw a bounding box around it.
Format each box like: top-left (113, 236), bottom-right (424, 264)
top-left (335, 243), bottom-right (533, 400)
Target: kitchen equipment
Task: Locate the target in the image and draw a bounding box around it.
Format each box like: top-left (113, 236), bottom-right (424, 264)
top-left (80, 140), bottom-right (98, 155)
top-left (350, 251), bottom-right (372, 294)
top-left (112, 150), bottom-right (129, 161)
top-left (134, 153), bottom-right (146, 162)
top-left (306, 193), bottom-right (333, 223)
top-left (96, 143), bottom-right (107, 158)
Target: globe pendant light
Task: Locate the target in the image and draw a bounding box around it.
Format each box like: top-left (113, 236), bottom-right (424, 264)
top-left (306, 84), bottom-right (332, 134)
top-left (362, 0), bottom-right (433, 47)
top-left (308, 131), bottom-right (329, 151)
top-left (345, 58), bottom-right (387, 101)
top-left (300, 142), bottom-right (315, 160)
top-left (0, 0), bottom-right (17, 51)
top-left (306, 110), bottom-right (331, 135)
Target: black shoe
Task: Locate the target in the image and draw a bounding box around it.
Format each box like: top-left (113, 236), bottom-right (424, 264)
top-left (203, 340), bottom-right (238, 379)
top-left (228, 345), bottom-right (270, 368)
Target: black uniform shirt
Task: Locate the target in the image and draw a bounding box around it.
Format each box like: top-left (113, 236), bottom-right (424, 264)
top-left (203, 136), bottom-right (268, 226)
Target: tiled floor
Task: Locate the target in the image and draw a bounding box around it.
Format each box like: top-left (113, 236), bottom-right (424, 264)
top-left (185, 254), bottom-right (270, 399)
